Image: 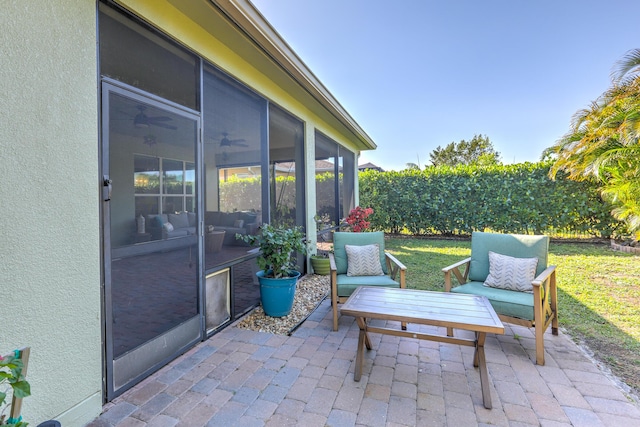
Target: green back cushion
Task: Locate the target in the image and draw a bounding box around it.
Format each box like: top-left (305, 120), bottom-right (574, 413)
top-left (333, 231), bottom-right (388, 275)
top-left (468, 232), bottom-right (549, 282)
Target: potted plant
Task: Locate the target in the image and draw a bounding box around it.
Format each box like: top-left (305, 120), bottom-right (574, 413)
top-left (310, 252), bottom-right (331, 275)
top-left (314, 213), bottom-right (335, 243)
top-left (237, 224), bottom-right (307, 317)
top-left (0, 350), bottom-right (30, 427)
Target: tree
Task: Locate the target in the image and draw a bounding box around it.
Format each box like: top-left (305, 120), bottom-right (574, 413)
top-left (549, 48), bottom-right (640, 237)
top-left (429, 134), bottom-right (501, 166)
top-left (404, 162), bottom-right (421, 170)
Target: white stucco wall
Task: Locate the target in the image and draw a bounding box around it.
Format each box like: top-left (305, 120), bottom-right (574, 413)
top-left (0, 1), bottom-right (102, 425)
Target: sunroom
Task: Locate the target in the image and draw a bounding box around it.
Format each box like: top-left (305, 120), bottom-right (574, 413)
top-left (98, 0), bottom-right (373, 401)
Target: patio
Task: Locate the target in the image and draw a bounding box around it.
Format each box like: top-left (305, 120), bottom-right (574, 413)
top-left (89, 296), bottom-right (640, 426)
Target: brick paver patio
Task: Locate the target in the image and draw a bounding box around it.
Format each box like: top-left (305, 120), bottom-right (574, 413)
top-left (89, 298), bottom-right (640, 426)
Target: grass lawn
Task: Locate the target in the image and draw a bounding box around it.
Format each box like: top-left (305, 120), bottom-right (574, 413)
top-left (384, 236), bottom-right (640, 395)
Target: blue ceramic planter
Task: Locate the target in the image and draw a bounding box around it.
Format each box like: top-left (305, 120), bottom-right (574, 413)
top-left (256, 270), bottom-right (301, 317)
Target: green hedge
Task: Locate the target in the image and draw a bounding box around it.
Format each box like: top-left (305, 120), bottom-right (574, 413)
top-left (219, 173), bottom-right (339, 217)
top-left (359, 162), bottom-right (624, 237)
top-left (219, 175), bottom-right (262, 211)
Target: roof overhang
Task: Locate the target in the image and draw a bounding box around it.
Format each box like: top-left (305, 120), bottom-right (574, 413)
top-left (159, 0), bottom-right (376, 150)
top-left (209, 0), bottom-right (375, 150)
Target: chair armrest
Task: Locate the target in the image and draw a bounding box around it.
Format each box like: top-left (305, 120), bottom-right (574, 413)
top-left (329, 252), bottom-right (337, 272)
top-left (531, 265), bottom-right (558, 334)
top-left (385, 252), bottom-right (406, 288)
top-left (531, 265), bottom-right (557, 304)
top-left (532, 265), bottom-right (556, 288)
top-left (329, 253), bottom-right (339, 303)
top-left (385, 252), bottom-right (406, 271)
top-left (442, 257), bottom-right (471, 274)
top-left (442, 257), bottom-right (471, 292)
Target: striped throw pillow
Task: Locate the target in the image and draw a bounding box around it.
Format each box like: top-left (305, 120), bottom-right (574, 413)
top-left (483, 251), bottom-right (538, 293)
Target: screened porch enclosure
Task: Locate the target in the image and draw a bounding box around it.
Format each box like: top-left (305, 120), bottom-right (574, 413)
top-left (98, 0), bottom-right (360, 400)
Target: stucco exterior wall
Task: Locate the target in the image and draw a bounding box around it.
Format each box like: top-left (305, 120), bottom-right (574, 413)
top-left (0, 1), bottom-right (102, 425)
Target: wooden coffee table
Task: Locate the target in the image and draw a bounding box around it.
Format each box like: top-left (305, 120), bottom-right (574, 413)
top-left (340, 286), bottom-right (504, 409)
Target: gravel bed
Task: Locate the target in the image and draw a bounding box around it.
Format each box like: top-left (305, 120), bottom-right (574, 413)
top-left (236, 274), bottom-right (330, 335)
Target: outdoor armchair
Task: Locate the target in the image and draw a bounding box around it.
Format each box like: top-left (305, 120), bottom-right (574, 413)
top-left (442, 232), bottom-right (558, 365)
top-left (330, 231), bottom-right (406, 331)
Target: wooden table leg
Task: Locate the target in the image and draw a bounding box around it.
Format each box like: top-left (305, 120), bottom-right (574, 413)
top-left (356, 317), bottom-right (372, 350)
top-left (473, 338), bottom-right (479, 368)
top-left (354, 317), bottom-right (368, 381)
top-left (475, 332), bottom-right (492, 409)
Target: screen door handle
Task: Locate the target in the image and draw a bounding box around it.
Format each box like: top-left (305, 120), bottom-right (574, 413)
top-left (103, 176), bottom-right (112, 201)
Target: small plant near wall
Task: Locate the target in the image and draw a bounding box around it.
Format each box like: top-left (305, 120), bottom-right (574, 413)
top-left (310, 249), bottom-right (331, 275)
top-left (314, 213), bottom-right (334, 231)
top-left (238, 224), bottom-right (307, 278)
top-left (344, 206), bottom-right (374, 232)
top-left (315, 213), bottom-right (336, 243)
top-left (237, 224), bottom-right (308, 317)
top-left (0, 351), bottom-right (30, 426)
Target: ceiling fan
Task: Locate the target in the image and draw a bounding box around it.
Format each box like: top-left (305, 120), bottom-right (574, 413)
top-left (219, 132), bottom-right (248, 147)
top-left (133, 106), bottom-right (176, 130)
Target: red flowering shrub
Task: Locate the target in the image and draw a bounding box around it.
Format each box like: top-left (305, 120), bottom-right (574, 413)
top-left (345, 206), bottom-right (374, 232)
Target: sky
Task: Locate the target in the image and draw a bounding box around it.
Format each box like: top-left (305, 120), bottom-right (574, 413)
top-left (250, 0), bottom-right (640, 171)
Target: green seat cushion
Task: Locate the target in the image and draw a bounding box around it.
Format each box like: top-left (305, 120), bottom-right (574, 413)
top-left (451, 281), bottom-right (534, 321)
top-left (469, 232), bottom-right (549, 282)
top-left (336, 274), bottom-right (400, 297)
top-left (334, 231), bottom-right (388, 275)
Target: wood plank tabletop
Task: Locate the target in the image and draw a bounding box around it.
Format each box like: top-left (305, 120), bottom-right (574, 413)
top-left (340, 287), bottom-right (504, 335)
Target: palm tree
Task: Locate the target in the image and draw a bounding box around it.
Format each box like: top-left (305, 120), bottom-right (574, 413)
top-left (612, 48), bottom-right (640, 84)
top-left (550, 49), bottom-right (640, 237)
